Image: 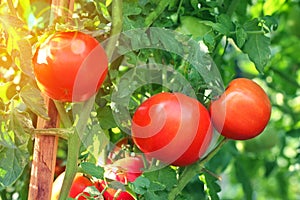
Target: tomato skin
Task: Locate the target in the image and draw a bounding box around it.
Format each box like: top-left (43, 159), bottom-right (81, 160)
top-left (51, 172), bottom-right (93, 200)
top-left (104, 156), bottom-right (144, 184)
top-left (33, 31), bottom-right (108, 102)
top-left (94, 180), bottom-right (135, 200)
top-left (210, 78), bottom-right (271, 140)
top-left (131, 92), bottom-right (213, 166)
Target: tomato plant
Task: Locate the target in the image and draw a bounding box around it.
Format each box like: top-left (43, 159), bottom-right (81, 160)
top-left (131, 92), bottom-right (213, 166)
top-left (94, 180), bottom-right (135, 200)
top-left (51, 172), bottom-right (93, 200)
top-left (32, 31), bottom-right (108, 102)
top-left (210, 78), bottom-right (271, 140)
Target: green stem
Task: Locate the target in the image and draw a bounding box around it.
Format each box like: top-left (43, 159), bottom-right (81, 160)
top-left (54, 101), bottom-right (81, 200)
top-left (168, 137), bottom-right (229, 200)
top-left (33, 128), bottom-right (72, 139)
top-left (106, 0), bottom-right (123, 61)
top-left (145, 0), bottom-right (170, 27)
top-left (58, 133), bottom-right (81, 200)
top-left (226, 0), bottom-right (239, 17)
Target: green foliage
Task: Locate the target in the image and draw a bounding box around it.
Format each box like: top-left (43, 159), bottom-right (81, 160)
top-left (0, 0), bottom-right (299, 200)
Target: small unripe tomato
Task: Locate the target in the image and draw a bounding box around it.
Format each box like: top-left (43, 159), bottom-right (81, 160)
top-left (210, 78), bottom-right (271, 140)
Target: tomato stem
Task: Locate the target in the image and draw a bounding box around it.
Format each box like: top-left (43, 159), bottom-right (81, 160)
top-left (33, 128), bottom-right (72, 139)
top-left (54, 101), bottom-right (81, 200)
top-left (168, 137), bottom-right (229, 200)
top-left (106, 0), bottom-right (123, 61)
top-left (145, 0), bottom-right (170, 27)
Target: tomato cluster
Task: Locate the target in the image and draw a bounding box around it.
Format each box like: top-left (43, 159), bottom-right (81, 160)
top-left (34, 32), bottom-right (271, 198)
top-left (131, 78), bottom-right (271, 166)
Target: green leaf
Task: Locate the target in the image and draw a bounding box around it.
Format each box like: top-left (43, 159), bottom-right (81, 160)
top-left (95, 2), bottom-right (111, 21)
top-left (236, 26), bottom-right (248, 48)
top-left (149, 28), bottom-right (184, 55)
top-left (203, 172), bottom-right (221, 200)
top-left (0, 144), bottom-right (29, 187)
top-left (9, 110), bottom-right (33, 146)
top-left (80, 162), bottom-right (104, 179)
top-left (143, 166), bottom-right (177, 191)
top-left (73, 99), bottom-right (110, 158)
top-left (0, 15), bottom-right (33, 77)
top-left (234, 160), bottom-right (253, 200)
top-left (242, 34), bottom-right (271, 73)
top-left (19, 84), bottom-right (49, 120)
top-left (131, 176), bottom-right (151, 195)
top-left (97, 106), bottom-right (117, 130)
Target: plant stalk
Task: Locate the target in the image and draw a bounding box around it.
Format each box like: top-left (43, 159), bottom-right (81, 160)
top-left (168, 137), bottom-right (229, 200)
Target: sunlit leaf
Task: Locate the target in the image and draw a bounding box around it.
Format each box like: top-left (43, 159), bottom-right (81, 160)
top-left (19, 84), bottom-right (49, 120)
top-left (0, 144), bottom-right (29, 187)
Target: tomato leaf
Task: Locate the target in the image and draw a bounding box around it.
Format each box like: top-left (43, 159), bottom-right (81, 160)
top-left (242, 33), bottom-right (271, 73)
top-left (0, 14), bottom-right (34, 77)
top-left (236, 26), bottom-right (248, 48)
top-left (0, 144), bottom-right (29, 187)
top-left (9, 110), bottom-right (33, 146)
top-left (203, 172), bottom-right (221, 200)
top-left (96, 106), bottom-right (117, 130)
top-left (80, 162), bottom-right (104, 179)
top-left (19, 84), bottom-right (49, 120)
top-left (131, 176), bottom-right (151, 195)
top-left (234, 160), bottom-right (253, 200)
top-left (143, 166), bottom-right (177, 191)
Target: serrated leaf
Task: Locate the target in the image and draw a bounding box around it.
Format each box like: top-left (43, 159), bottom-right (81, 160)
top-left (131, 176), bottom-right (150, 195)
top-left (97, 106), bottom-right (117, 130)
top-left (243, 34), bottom-right (270, 73)
top-left (149, 28), bottom-right (184, 55)
top-left (9, 110), bottom-right (33, 146)
top-left (236, 27), bottom-right (248, 48)
top-left (0, 15), bottom-right (34, 77)
top-left (80, 162), bottom-right (104, 179)
top-left (19, 85), bottom-right (49, 120)
top-left (143, 166), bottom-right (177, 191)
top-left (0, 118), bottom-right (16, 148)
top-left (17, 39), bottom-right (34, 77)
top-left (217, 14), bottom-right (234, 33)
top-left (0, 144), bottom-right (29, 187)
top-left (203, 172), bottom-right (221, 200)
top-left (234, 160), bottom-right (253, 200)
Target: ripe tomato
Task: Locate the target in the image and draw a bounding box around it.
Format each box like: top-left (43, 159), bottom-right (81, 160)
top-left (104, 156), bottom-right (144, 184)
top-left (210, 78), bottom-right (271, 140)
top-left (94, 180), bottom-right (134, 200)
top-left (33, 31), bottom-right (108, 102)
top-left (131, 92), bottom-right (213, 166)
top-left (51, 172), bottom-right (93, 200)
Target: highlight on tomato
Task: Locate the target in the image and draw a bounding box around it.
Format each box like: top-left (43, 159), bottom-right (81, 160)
top-left (51, 172), bottom-right (93, 200)
top-left (210, 78), bottom-right (271, 140)
top-left (131, 92), bottom-right (213, 166)
top-left (33, 31), bottom-right (108, 102)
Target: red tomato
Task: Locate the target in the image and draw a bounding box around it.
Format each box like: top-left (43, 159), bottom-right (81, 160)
top-left (94, 180), bottom-right (134, 200)
top-left (131, 92), bottom-right (213, 166)
top-left (104, 156), bottom-right (144, 184)
top-left (210, 78), bottom-right (271, 140)
top-left (33, 31), bottom-right (108, 102)
top-left (51, 172), bottom-right (93, 200)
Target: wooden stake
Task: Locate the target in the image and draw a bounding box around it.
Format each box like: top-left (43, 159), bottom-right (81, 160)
top-left (28, 97), bottom-right (59, 200)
